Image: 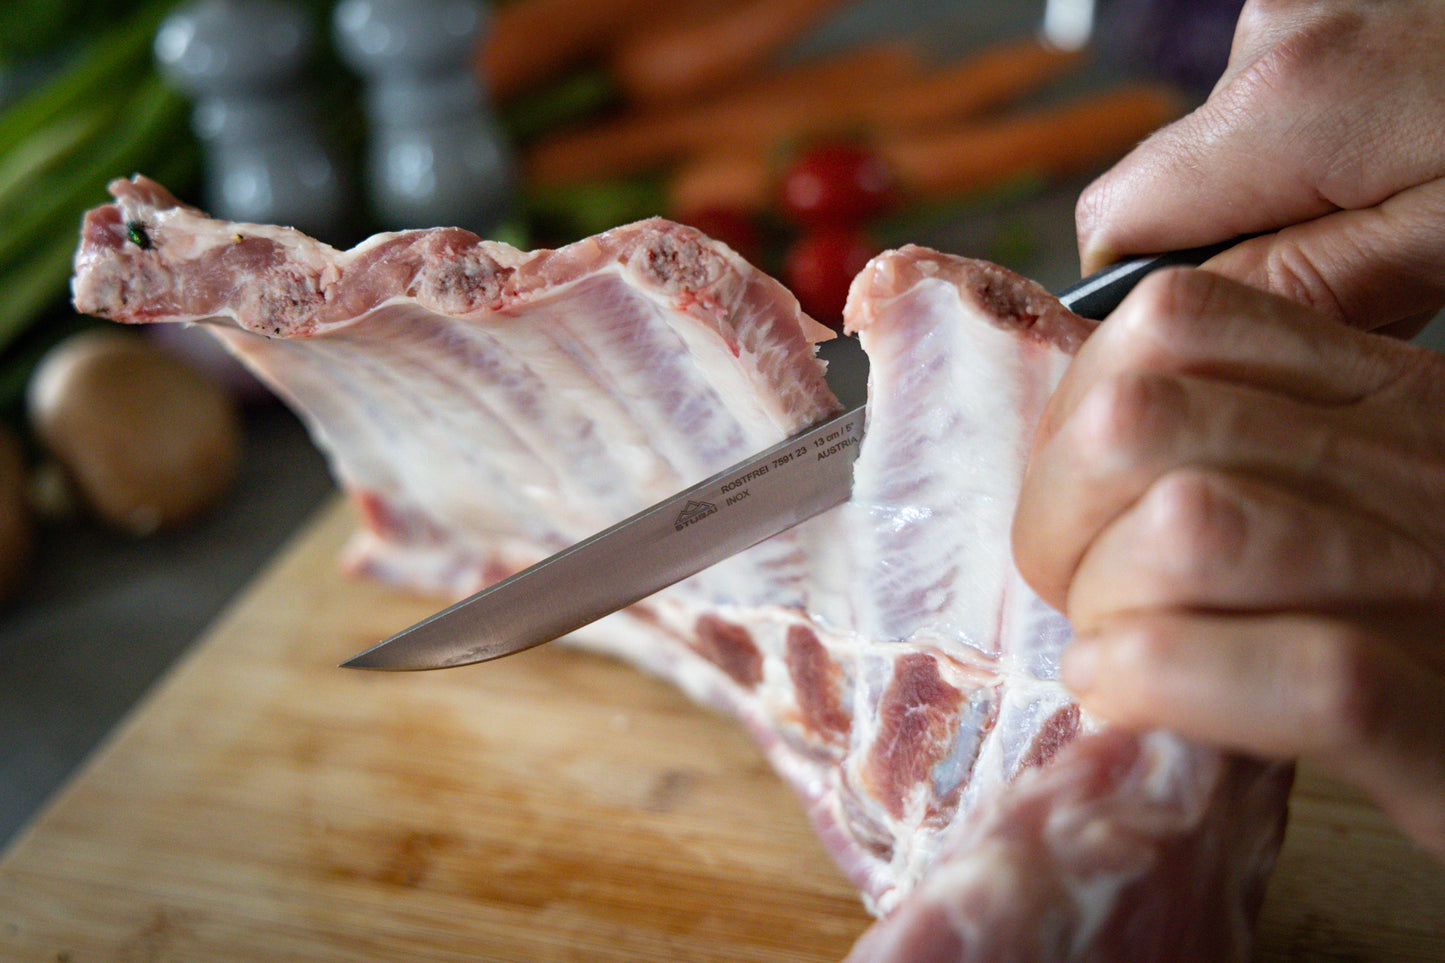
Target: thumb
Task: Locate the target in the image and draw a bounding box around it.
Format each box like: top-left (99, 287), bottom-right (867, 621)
top-left (1076, 0), bottom-right (1445, 287)
top-left (1202, 178), bottom-right (1445, 332)
top-left (1073, 91), bottom-right (1341, 275)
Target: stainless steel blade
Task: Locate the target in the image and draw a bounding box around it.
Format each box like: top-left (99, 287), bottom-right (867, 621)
top-left (343, 404), bottom-right (866, 669)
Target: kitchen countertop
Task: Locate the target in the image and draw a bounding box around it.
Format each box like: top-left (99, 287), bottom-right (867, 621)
top-left (2, 494), bottom-right (1442, 962)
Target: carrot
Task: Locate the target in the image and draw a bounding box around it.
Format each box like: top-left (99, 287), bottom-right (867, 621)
top-left (477, 0), bottom-right (660, 101)
top-left (527, 37), bottom-right (1082, 188)
top-left (607, 0), bottom-right (855, 106)
top-left (847, 37), bottom-right (1083, 130)
top-left (666, 152), bottom-right (774, 218)
top-left (523, 42), bottom-right (921, 186)
top-left (665, 83), bottom-right (1183, 216)
top-left (879, 83), bottom-right (1182, 199)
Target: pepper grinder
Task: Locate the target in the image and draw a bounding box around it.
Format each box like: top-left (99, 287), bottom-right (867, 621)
top-left (332, 0), bottom-right (514, 234)
top-left (153, 0), bottom-right (346, 240)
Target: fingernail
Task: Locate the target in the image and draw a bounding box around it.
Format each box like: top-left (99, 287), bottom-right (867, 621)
top-left (1079, 239), bottom-right (1118, 277)
top-left (1062, 635), bottom-right (1100, 694)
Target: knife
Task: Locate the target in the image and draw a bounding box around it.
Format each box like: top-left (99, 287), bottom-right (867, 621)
top-left (343, 238), bottom-right (1240, 670)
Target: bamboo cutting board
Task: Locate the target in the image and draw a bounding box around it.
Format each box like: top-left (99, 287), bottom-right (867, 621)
top-left (2, 499), bottom-right (1443, 962)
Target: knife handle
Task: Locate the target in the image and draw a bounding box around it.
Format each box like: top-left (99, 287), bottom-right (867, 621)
top-left (1057, 236), bottom-right (1247, 320)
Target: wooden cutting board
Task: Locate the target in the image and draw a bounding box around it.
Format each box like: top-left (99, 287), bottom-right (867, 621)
top-left (2, 499), bottom-right (1443, 962)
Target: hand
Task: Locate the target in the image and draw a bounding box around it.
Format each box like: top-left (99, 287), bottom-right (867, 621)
top-left (1075, 0), bottom-right (1445, 337)
top-left (1012, 268), bottom-right (1445, 860)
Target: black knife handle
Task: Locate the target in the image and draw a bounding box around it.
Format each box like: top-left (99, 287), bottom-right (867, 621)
top-left (1057, 236), bottom-right (1247, 320)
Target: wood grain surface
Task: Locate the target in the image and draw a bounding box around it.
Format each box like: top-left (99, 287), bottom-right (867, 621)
top-left (2, 500), bottom-right (1442, 961)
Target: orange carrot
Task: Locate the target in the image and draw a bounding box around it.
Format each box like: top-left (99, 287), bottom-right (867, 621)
top-left (477, 0), bottom-right (661, 101)
top-left (526, 37), bottom-right (1084, 188)
top-left (879, 83), bottom-right (1181, 199)
top-left (523, 43), bottom-right (922, 186)
top-left (607, 0), bottom-right (855, 106)
top-left (665, 83), bottom-right (1183, 216)
top-left (848, 37), bottom-right (1083, 129)
top-left (667, 153), bottom-right (775, 218)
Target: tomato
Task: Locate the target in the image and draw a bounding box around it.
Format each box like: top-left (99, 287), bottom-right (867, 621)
top-left (778, 141), bottom-right (898, 227)
top-left (674, 206), bottom-right (763, 263)
top-left (783, 227), bottom-right (880, 329)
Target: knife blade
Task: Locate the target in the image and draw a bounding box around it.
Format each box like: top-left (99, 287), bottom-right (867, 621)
top-left (343, 238), bottom-right (1241, 670)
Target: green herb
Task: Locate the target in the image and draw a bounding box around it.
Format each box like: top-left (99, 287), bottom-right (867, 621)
top-left (522, 176), bottom-right (665, 243)
top-left (501, 69), bottom-right (616, 143)
top-left (0, 0), bottom-right (141, 64)
top-left (0, 0), bottom-right (199, 401)
top-left (0, 73), bottom-right (188, 285)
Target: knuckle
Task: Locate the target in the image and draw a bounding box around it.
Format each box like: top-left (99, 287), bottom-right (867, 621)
top-left (1219, 5), bottom-right (1384, 207)
top-left (1138, 469), bottom-right (1248, 571)
top-left (1109, 269), bottom-right (1225, 365)
top-left (1258, 239), bottom-right (1352, 324)
top-left (1073, 370), bottom-right (1187, 469)
top-left (1224, 4), bottom-right (1360, 108)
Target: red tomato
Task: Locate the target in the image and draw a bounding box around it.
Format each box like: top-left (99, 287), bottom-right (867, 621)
top-left (784, 227), bottom-right (880, 329)
top-left (778, 141), bottom-right (898, 227)
top-left (674, 206), bottom-right (763, 263)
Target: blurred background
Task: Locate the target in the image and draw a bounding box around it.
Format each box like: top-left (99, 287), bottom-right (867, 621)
top-left (1, 0), bottom-right (1441, 850)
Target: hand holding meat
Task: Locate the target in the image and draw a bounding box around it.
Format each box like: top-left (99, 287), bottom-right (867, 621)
top-left (1012, 267), bottom-right (1445, 860)
top-left (1075, 0), bottom-right (1445, 336)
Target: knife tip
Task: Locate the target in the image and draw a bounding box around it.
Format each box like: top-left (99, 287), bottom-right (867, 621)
top-left (339, 652), bottom-right (385, 670)
top-left (339, 640), bottom-right (408, 670)
top-left (339, 629), bottom-right (476, 671)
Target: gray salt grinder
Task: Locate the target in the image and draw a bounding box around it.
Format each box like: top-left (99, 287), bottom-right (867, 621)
top-left (332, 0), bottom-right (514, 234)
top-left (154, 0), bottom-right (346, 239)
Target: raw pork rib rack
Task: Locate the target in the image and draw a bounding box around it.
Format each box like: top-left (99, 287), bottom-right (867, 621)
top-left (74, 176), bottom-right (1292, 962)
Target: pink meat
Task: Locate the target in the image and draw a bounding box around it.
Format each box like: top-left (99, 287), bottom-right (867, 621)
top-left (72, 176), bottom-right (1291, 961)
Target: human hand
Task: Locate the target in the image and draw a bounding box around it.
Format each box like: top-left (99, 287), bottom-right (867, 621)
top-left (1075, 0), bottom-right (1445, 337)
top-left (1011, 267), bottom-right (1445, 859)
